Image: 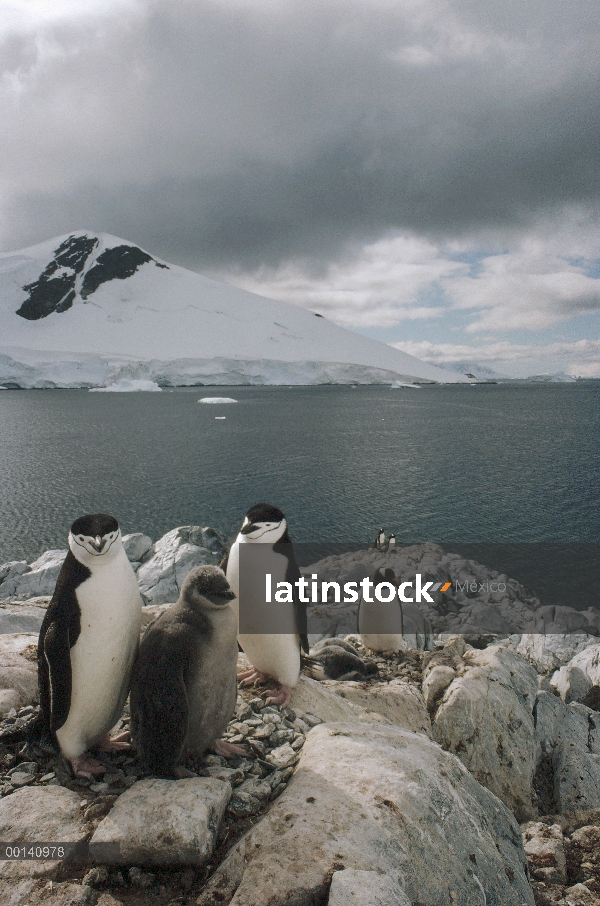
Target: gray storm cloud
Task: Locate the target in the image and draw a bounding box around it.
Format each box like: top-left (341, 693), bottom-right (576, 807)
top-left (1, 0), bottom-right (599, 274)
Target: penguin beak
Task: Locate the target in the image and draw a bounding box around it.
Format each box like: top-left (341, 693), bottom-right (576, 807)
top-left (91, 535), bottom-right (106, 552)
top-left (240, 523), bottom-right (259, 535)
top-left (218, 589), bottom-right (237, 600)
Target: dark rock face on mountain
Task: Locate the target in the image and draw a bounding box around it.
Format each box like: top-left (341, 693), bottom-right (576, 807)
top-left (15, 234), bottom-right (169, 321)
top-left (17, 235), bottom-right (98, 320)
top-left (80, 245), bottom-right (167, 299)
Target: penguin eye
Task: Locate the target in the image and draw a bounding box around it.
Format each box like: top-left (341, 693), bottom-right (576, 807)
top-left (78, 536), bottom-right (85, 542)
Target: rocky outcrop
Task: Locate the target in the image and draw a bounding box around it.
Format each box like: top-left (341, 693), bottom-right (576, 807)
top-left (550, 642), bottom-right (600, 704)
top-left (430, 642), bottom-right (539, 820)
top-left (328, 869), bottom-right (411, 906)
top-left (202, 721), bottom-right (534, 906)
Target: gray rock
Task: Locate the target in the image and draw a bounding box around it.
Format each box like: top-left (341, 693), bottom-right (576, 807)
top-left (0, 604), bottom-right (46, 635)
top-left (422, 664), bottom-right (456, 711)
top-left (432, 643), bottom-right (539, 820)
top-left (9, 550), bottom-right (67, 600)
top-left (211, 721), bottom-right (533, 906)
top-left (328, 869), bottom-right (411, 906)
top-left (90, 777), bottom-right (231, 866)
top-left (0, 786), bottom-right (87, 880)
top-left (516, 634), bottom-right (597, 674)
top-left (0, 633), bottom-right (39, 715)
top-left (136, 526), bottom-right (225, 605)
top-left (521, 821), bottom-right (566, 884)
top-left (122, 533), bottom-right (153, 563)
top-left (0, 563), bottom-right (29, 600)
top-left (553, 744), bottom-right (600, 813)
top-left (550, 642), bottom-right (600, 703)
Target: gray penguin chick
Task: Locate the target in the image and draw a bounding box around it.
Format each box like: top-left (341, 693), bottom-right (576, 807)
top-left (130, 565), bottom-right (239, 777)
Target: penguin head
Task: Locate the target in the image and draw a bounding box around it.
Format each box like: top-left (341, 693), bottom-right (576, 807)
top-left (239, 503), bottom-right (288, 543)
top-left (182, 565), bottom-right (236, 610)
top-left (69, 513), bottom-right (122, 565)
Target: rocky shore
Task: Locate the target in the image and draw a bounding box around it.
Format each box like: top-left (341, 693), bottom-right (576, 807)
top-left (0, 529), bottom-right (599, 905)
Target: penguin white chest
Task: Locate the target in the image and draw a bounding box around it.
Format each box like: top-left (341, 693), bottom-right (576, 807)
top-left (56, 555), bottom-right (142, 759)
top-left (235, 543), bottom-right (300, 687)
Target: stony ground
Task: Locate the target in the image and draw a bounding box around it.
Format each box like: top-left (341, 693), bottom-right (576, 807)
top-left (2, 637), bottom-right (600, 905)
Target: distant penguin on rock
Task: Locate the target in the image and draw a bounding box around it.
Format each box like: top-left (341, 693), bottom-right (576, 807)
top-left (374, 528), bottom-right (387, 551)
top-left (358, 567), bottom-right (405, 655)
top-left (388, 533), bottom-right (396, 550)
top-left (130, 566), bottom-right (242, 777)
top-left (223, 503), bottom-right (309, 708)
top-left (38, 514), bottom-right (142, 779)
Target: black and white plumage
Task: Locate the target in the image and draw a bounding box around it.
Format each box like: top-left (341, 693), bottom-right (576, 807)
top-left (129, 566), bottom-right (239, 777)
top-left (358, 567), bottom-right (405, 654)
top-left (223, 503), bottom-right (308, 708)
top-left (38, 513), bottom-right (142, 778)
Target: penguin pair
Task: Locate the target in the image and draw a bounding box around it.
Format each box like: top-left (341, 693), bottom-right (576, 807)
top-left (38, 512), bottom-right (242, 780)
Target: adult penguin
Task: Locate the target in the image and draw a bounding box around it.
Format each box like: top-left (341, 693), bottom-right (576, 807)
top-left (224, 503), bottom-right (308, 707)
top-left (38, 513), bottom-right (142, 779)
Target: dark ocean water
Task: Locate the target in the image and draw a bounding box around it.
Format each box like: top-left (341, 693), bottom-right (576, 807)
top-left (0, 382), bottom-right (598, 565)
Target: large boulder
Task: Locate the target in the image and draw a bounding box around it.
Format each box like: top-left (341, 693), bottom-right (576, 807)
top-left (199, 721), bottom-right (534, 906)
top-left (90, 777), bottom-right (232, 866)
top-left (5, 551), bottom-right (67, 601)
top-left (533, 690), bottom-right (600, 813)
top-left (0, 787), bottom-right (87, 880)
top-left (136, 526), bottom-right (227, 605)
top-left (431, 642), bottom-right (539, 820)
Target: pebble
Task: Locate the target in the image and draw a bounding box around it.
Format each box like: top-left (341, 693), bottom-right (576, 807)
top-left (227, 790), bottom-right (263, 818)
top-left (10, 771), bottom-right (35, 787)
top-left (266, 743), bottom-right (299, 770)
top-left (90, 782), bottom-right (110, 793)
top-left (205, 767), bottom-right (245, 786)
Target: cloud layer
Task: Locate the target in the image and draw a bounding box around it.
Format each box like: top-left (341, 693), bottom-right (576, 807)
top-left (1, 0), bottom-right (599, 372)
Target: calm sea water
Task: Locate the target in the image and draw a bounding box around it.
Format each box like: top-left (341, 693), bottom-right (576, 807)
top-left (0, 383), bottom-right (598, 564)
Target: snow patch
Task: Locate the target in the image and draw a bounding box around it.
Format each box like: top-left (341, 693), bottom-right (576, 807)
top-left (90, 379), bottom-right (162, 392)
top-left (391, 381), bottom-right (421, 389)
top-left (198, 397), bottom-right (238, 404)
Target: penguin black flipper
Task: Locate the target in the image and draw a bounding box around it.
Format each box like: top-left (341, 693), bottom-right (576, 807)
top-left (219, 552), bottom-right (229, 572)
top-left (38, 551), bottom-right (86, 735)
top-left (276, 537), bottom-right (309, 654)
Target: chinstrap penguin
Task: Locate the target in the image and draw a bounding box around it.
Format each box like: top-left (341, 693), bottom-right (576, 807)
top-left (223, 503), bottom-right (309, 708)
top-left (38, 513), bottom-right (142, 779)
top-left (129, 565), bottom-right (241, 778)
top-left (358, 567), bottom-right (405, 655)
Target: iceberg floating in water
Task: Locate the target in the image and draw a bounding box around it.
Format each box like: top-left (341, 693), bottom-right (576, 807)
top-left (198, 397), bottom-right (238, 404)
top-left (90, 379), bottom-right (162, 392)
top-left (390, 381), bottom-right (421, 389)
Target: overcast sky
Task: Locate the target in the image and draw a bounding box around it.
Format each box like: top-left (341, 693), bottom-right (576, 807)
top-left (1, 0), bottom-right (599, 376)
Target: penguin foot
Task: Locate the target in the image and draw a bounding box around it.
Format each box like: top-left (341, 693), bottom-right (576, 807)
top-left (237, 667), bottom-right (270, 687)
top-left (69, 755), bottom-right (106, 780)
top-left (263, 685), bottom-right (292, 708)
top-left (173, 765), bottom-right (197, 779)
top-left (96, 731), bottom-right (132, 752)
top-left (213, 739), bottom-right (248, 758)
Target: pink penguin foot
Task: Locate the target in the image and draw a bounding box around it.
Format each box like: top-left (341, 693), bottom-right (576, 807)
top-left (263, 685), bottom-right (292, 708)
top-left (237, 667), bottom-right (270, 687)
top-left (95, 730), bottom-right (132, 752)
top-left (69, 754), bottom-right (106, 781)
top-left (213, 739), bottom-right (248, 758)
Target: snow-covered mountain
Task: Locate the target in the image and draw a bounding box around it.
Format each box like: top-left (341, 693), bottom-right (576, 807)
top-left (0, 231), bottom-right (467, 388)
